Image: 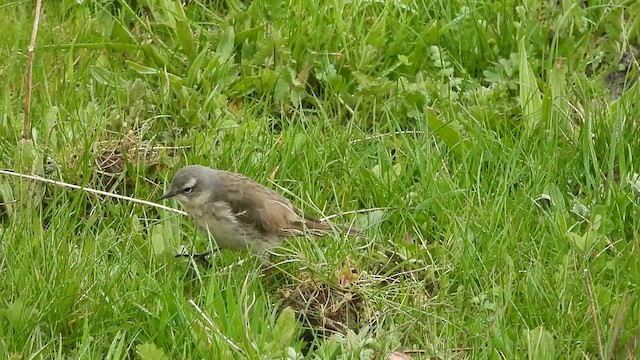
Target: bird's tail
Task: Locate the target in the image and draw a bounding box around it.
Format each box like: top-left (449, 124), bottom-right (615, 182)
top-left (303, 214), bottom-right (365, 238)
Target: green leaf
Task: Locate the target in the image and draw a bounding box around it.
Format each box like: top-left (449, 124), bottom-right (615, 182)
top-left (525, 326), bottom-right (556, 360)
top-left (491, 326), bottom-right (515, 357)
top-left (149, 232), bottom-right (163, 259)
top-left (154, 0), bottom-right (177, 28)
top-left (352, 71), bottom-right (394, 96)
top-left (176, 19), bottom-right (196, 60)
top-left (541, 183), bottom-right (566, 213)
top-left (173, 0), bottom-right (187, 19)
top-left (142, 42), bottom-right (173, 72)
top-left (110, 18), bottom-right (134, 44)
top-left (567, 232), bottom-right (587, 253)
top-left (149, 219), bottom-right (177, 257)
top-left (0, 179), bottom-right (14, 222)
top-left (590, 205), bottom-right (612, 234)
top-left (185, 47), bottom-right (210, 87)
top-left (174, 1), bottom-right (196, 60)
top-left (371, 163), bottom-right (403, 184)
top-left (518, 37), bottom-right (542, 134)
top-left (273, 307), bottom-right (297, 350)
top-left (273, 69), bottom-right (292, 102)
top-left (44, 106), bottom-right (59, 149)
top-left (549, 59), bottom-right (568, 118)
top-left (137, 342), bottom-right (169, 360)
top-left (15, 138), bottom-right (44, 181)
top-left (106, 331), bottom-right (128, 359)
top-left (236, 26), bottom-right (261, 43)
top-left (217, 26), bottom-right (235, 64)
top-left (483, 70), bottom-right (502, 84)
top-left (125, 61), bottom-right (160, 75)
top-left (567, 230), bottom-right (599, 254)
top-left (2, 299), bottom-right (37, 330)
top-left (292, 133), bottom-right (307, 153)
top-left (425, 108), bottom-right (467, 156)
top-left (90, 65), bottom-right (116, 87)
top-left (424, 20), bottom-right (446, 40)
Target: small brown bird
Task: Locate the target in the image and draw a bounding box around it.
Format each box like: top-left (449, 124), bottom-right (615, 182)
top-left (159, 165), bottom-right (361, 256)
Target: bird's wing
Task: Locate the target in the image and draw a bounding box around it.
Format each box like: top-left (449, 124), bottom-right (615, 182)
top-left (213, 171), bottom-right (306, 236)
top-left (213, 171), bottom-right (362, 237)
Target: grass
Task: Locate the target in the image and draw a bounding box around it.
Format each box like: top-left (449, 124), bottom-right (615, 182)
top-left (0, 0), bottom-right (639, 358)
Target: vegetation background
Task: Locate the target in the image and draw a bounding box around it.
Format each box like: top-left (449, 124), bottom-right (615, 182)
top-left (0, 0), bottom-right (639, 358)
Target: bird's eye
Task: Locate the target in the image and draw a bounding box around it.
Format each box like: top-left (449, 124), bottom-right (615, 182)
top-left (183, 187), bottom-right (193, 194)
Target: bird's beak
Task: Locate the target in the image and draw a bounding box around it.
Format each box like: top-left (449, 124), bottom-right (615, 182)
top-left (158, 190), bottom-right (176, 201)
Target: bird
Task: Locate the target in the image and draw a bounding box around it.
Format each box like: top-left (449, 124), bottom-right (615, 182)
top-left (158, 165), bottom-right (361, 258)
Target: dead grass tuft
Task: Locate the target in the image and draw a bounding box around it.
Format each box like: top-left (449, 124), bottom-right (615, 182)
top-left (279, 263), bottom-right (368, 336)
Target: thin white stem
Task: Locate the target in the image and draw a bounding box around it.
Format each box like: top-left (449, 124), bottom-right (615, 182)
top-left (0, 170), bottom-right (186, 216)
top-left (22, 0), bottom-right (43, 140)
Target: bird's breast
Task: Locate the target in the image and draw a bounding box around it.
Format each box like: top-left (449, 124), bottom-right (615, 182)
top-left (186, 201), bottom-right (279, 253)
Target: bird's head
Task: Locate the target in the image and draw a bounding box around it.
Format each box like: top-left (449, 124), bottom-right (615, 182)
top-left (159, 165), bottom-right (217, 210)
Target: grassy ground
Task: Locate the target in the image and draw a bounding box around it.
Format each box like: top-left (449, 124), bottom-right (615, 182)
top-left (1, 0), bottom-right (639, 359)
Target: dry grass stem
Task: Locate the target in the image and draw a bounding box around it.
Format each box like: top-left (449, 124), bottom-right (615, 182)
top-left (0, 169), bottom-right (186, 216)
top-left (22, 0), bottom-right (42, 140)
top-left (584, 269), bottom-right (605, 359)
